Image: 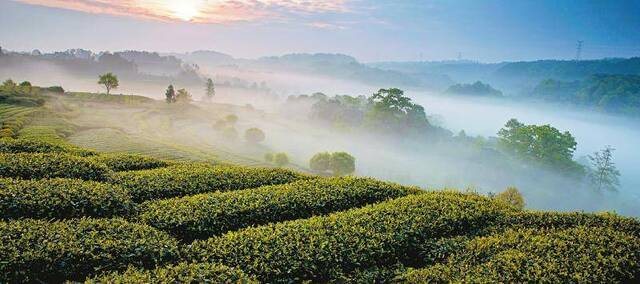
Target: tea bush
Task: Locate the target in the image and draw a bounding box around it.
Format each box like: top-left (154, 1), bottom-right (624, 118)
top-left (0, 138), bottom-right (96, 156)
top-left (184, 192), bottom-right (516, 282)
top-left (85, 262), bottom-right (258, 283)
top-left (112, 163), bottom-right (310, 202)
top-left (0, 178), bottom-right (134, 219)
top-left (400, 226), bottom-right (640, 283)
top-left (91, 153), bottom-right (171, 172)
top-left (138, 177), bottom-right (421, 240)
top-left (0, 218), bottom-right (179, 283)
top-left (502, 210), bottom-right (640, 237)
top-left (0, 153), bottom-right (112, 181)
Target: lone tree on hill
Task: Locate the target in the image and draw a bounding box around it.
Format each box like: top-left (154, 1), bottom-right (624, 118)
top-left (244, 128), bottom-right (266, 144)
top-left (205, 78), bottom-right (215, 100)
top-left (98, 73), bottom-right (119, 95)
top-left (588, 145), bottom-right (621, 192)
top-left (165, 85), bottom-right (176, 103)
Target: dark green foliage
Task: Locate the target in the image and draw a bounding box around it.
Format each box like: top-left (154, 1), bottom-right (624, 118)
top-left (111, 163), bottom-right (310, 202)
top-left (365, 88), bottom-right (431, 134)
top-left (0, 153), bottom-right (112, 181)
top-left (498, 118), bottom-right (583, 174)
top-left (244, 127), bottom-right (265, 143)
top-left (310, 151), bottom-right (356, 176)
top-left (273, 152), bottom-right (289, 166)
top-left (530, 74), bottom-right (640, 115)
top-left (86, 262), bottom-right (257, 283)
top-left (138, 177), bottom-right (420, 240)
top-left (0, 138), bottom-right (97, 156)
top-left (445, 81), bottom-right (503, 97)
top-left (91, 153), bottom-right (171, 172)
top-left (184, 192), bottom-right (516, 282)
top-left (0, 218), bottom-right (179, 283)
top-left (44, 86), bottom-right (65, 94)
top-left (400, 226), bottom-right (640, 283)
top-left (0, 178), bottom-right (134, 219)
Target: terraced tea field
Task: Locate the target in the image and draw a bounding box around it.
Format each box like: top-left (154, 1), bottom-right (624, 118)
top-left (0, 93), bottom-right (638, 283)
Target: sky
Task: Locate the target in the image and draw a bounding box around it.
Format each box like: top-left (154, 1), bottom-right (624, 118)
top-left (1, 0), bottom-right (639, 62)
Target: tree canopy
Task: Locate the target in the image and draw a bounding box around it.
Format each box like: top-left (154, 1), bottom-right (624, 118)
top-left (98, 73), bottom-right (119, 95)
top-left (498, 118), bottom-right (582, 174)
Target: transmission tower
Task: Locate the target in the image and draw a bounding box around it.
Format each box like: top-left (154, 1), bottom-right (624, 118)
top-left (575, 40), bottom-right (583, 61)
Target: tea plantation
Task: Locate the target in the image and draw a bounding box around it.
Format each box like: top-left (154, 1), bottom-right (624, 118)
top-left (0, 92), bottom-right (638, 283)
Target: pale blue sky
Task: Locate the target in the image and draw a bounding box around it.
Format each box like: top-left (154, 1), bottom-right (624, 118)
top-left (1, 0), bottom-right (639, 62)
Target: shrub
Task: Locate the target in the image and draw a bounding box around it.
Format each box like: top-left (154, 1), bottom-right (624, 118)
top-left (184, 192), bottom-right (516, 282)
top-left (91, 153), bottom-right (171, 172)
top-left (309, 151), bottom-right (356, 176)
top-left (111, 163), bottom-right (310, 202)
top-left (225, 114), bottom-right (238, 124)
top-left (494, 186), bottom-right (525, 209)
top-left (0, 178), bottom-right (133, 219)
top-left (501, 210), bottom-right (640, 238)
top-left (44, 86), bottom-right (65, 94)
top-left (273, 152), bottom-right (289, 166)
top-left (244, 127), bottom-right (265, 144)
top-left (0, 218), bottom-right (179, 283)
top-left (0, 138), bottom-right (96, 156)
top-left (400, 226), bottom-right (640, 283)
top-left (0, 153), bottom-right (112, 181)
top-left (331, 152), bottom-right (356, 176)
top-left (85, 262), bottom-right (258, 283)
top-left (138, 177), bottom-right (421, 240)
top-left (309, 152), bottom-right (332, 172)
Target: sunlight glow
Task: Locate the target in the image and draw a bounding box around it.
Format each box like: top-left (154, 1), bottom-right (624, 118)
top-left (163, 1), bottom-right (203, 21)
top-left (16, 0), bottom-right (350, 24)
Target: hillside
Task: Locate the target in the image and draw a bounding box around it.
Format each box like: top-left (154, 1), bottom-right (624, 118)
top-left (0, 85), bottom-right (638, 282)
top-left (529, 74), bottom-right (640, 115)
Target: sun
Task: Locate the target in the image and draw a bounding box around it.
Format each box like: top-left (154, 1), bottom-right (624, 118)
top-left (168, 1), bottom-right (201, 21)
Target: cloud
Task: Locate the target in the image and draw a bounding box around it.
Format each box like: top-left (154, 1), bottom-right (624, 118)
top-left (306, 21), bottom-right (347, 30)
top-left (14, 0), bottom-right (351, 23)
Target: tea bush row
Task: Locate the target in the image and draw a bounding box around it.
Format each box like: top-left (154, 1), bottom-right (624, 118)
top-left (0, 178), bottom-right (134, 219)
top-left (0, 218), bottom-right (179, 283)
top-left (111, 163), bottom-right (311, 202)
top-left (184, 192), bottom-right (517, 282)
top-left (0, 138), bottom-right (97, 156)
top-left (0, 153), bottom-right (112, 181)
top-left (138, 177), bottom-right (421, 240)
top-left (85, 262), bottom-right (258, 283)
top-left (400, 226), bottom-right (640, 283)
top-left (90, 153), bottom-right (171, 172)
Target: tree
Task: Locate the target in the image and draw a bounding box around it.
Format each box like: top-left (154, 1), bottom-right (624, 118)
top-left (165, 85), bottom-right (176, 103)
top-left (98, 73), bottom-right (119, 95)
top-left (310, 152), bottom-right (332, 172)
top-left (498, 118), bottom-right (582, 173)
top-left (244, 128), bottom-right (265, 144)
top-left (494, 186), bottom-right (525, 209)
top-left (330, 152), bottom-right (356, 176)
top-left (212, 119), bottom-right (227, 130)
top-left (274, 153), bottom-right (289, 167)
top-left (175, 88), bottom-right (192, 103)
top-left (225, 114), bottom-right (238, 124)
top-left (309, 151), bottom-right (356, 176)
top-left (588, 145), bottom-right (621, 192)
top-left (2, 79), bottom-right (16, 90)
top-left (205, 78), bottom-right (215, 100)
top-left (365, 88), bottom-right (430, 133)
